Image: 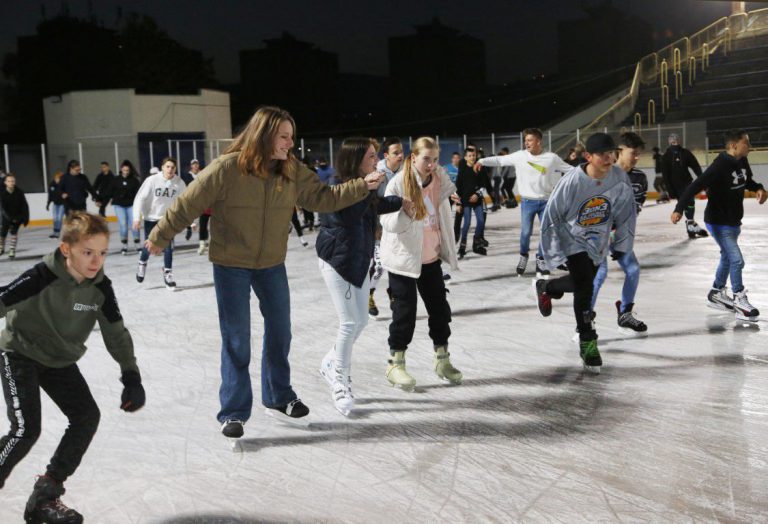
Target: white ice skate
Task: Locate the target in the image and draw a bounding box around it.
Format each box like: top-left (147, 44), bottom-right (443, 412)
top-left (733, 290), bottom-right (759, 323)
top-left (707, 287), bottom-right (734, 312)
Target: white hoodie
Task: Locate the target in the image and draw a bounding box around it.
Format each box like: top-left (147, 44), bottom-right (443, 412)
top-left (133, 173), bottom-right (187, 222)
top-left (380, 165), bottom-right (458, 278)
top-left (478, 150), bottom-right (572, 200)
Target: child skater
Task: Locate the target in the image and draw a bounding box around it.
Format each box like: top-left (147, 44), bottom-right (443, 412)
top-left (0, 211), bottom-right (144, 523)
top-left (316, 137), bottom-right (396, 415)
top-left (0, 173), bottom-right (30, 259)
top-left (380, 136), bottom-right (462, 390)
top-left (133, 157), bottom-right (187, 289)
top-left (535, 133), bottom-right (636, 373)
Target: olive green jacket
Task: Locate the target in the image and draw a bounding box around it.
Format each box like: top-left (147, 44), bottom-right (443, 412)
top-left (149, 153), bottom-right (369, 269)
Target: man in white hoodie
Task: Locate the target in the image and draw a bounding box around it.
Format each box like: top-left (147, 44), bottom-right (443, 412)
top-left (132, 157), bottom-right (187, 289)
top-left (475, 128), bottom-right (573, 278)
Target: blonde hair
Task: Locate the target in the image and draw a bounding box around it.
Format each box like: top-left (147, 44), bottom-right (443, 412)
top-left (61, 211), bottom-right (110, 245)
top-left (402, 136), bottom-right (438, 221)
top-left (224, 106), bottom-right (297, 179)
top-left (53, 170), bottom-right (64, 182)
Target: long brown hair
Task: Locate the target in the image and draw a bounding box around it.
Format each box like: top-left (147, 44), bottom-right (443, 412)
top-left (401, 136), bottom-right (438, 221)
top-left (335, 137), bottom-right (377, 183)
top-left (224, 106), bottom-right (297, 179)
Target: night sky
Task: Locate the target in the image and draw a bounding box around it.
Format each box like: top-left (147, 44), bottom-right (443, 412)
top-left (0, 1), bottom-right (754, 85)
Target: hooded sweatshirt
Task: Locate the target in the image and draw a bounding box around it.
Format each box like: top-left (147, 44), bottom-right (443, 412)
top-left (133, 172), bottom-right (187, 222)
top-left (540, 164), bottom-right (636, 269)
top-left (478, 150), bottom-right (572, 200)
top-left (0, 249), bottom-right (138, 372)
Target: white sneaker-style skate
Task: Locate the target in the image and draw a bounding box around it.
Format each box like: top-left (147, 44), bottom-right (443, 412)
top-left (707, 287), bottom-right (734, 311)
top-left (733, 289), bottom-right (759, 322)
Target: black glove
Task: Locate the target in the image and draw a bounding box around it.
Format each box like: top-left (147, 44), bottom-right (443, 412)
top-left (120, 370), bottom-right (145, 412)
top-left (610, 251), bottom-right (625, 261)
top-left (45, 203), bottom-right (50, 211)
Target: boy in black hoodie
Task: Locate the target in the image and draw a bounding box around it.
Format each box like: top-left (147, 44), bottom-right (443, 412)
top-left (0, 173), bottom-right (29, 259)
top-left (672, 130), bottom-right (766, 321)
top-left (0, 212), bottom-right (145, 522)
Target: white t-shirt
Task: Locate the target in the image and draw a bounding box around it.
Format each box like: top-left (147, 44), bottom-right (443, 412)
top-left (479, 150), bottom-right (573, 200)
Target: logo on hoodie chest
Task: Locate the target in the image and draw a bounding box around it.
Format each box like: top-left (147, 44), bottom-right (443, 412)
top-left (73, 303), bottom-right (99, 312)
top-left (577, 196), bottom-right (611, 227)
top-left (154, 187), bottom-right (178, 198)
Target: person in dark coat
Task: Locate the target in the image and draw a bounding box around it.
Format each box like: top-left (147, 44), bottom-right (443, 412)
top-left (60, 160), bottom-right (95, 214)
top-left (109, 160), bottom-right (143, 254)
top-left (661, 134), bottom-right (706, 238)
top-left (93, 162), bottom-right (115, 217)
top-left (0, 173), bottom-right (30, 259)
top-left (46, 171), bottom-right (65, 238)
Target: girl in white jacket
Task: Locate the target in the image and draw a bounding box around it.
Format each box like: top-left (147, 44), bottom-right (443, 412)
top-left (133, 157), bottom-right (187, 289)
top-left (380, 137), bottom-right (462, 390)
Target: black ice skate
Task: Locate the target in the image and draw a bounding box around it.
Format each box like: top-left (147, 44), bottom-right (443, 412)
top-left (579, 339), bottom-right (602, 374)
top-left (24, 476), bottom-right (83, 524)
top-left (221, 419), bottom-right (245, 451)
top-left (472, 238), bottom-right (487, 256)
top-left (616, 301), bottom-right (648, 334)
top-left (686, 220), bottom-right (708, 239)
top-left (265, 398), bottom-right (310, 427)
top-left (533, 279), bottom-right (552, 317)
top-left (458, 242), bottom-right (467, 259)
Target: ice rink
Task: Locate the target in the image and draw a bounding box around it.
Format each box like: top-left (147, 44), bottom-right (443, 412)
top-left (1, 199), bottom-right (767, 523)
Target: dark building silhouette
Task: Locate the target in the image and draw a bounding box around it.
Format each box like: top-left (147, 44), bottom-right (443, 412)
top-left (558, 1), bottom-right (653, 79)
top-left (238, 33), bottom-right (339, 132)
top-left (388, 18), bottom-right (486, 129)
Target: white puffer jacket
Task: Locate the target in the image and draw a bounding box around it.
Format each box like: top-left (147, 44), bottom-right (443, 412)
top-left (380, 165), bottom-right (459, 278)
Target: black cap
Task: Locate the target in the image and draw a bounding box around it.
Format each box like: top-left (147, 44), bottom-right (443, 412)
top-left (585, 133), bottom-right (619, 154)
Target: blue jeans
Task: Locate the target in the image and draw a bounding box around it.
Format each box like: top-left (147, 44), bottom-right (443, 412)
top-left (705, 223), bottom-right (744, 293)
top-left (113, 205), bottom-right (139, 242)
top-left (139, 221), bottom-right (172, 268)
top-left (460, 204), bottom-right (485, 243)
top-left (520, 198), bottom-right (547, 257)
top-left (51, 204), bottom-right (65, 233)
top-left (213, 263), bottom-right (296, 423)
top-left (592, 250), bottom-right (640, 311)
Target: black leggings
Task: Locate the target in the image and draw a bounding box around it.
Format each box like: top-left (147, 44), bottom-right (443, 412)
top-left (544, 252), bottom-right (599, 342)
top-left (291, 210), bottom-right (303, 237)
top-left (0, 352), bottom-right (100, 487)
top-left (0, 220), bottom-right (20, 237)
top-left (388, 260), bottom-right (451, 350)
top-left (502, 177), bottom-right (516, 201)
top-left (199, 214), bottom-right (210, 241)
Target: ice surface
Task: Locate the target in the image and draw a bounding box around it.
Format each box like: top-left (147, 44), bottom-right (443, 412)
top-left (1, 200), bottom-right (767, 523)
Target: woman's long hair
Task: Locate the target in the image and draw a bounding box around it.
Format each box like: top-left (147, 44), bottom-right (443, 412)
top-left (224, 106), bottom-right (297, 179)
top-left (120, 159), bottom-right (140, 179)
top-left (401, 136), bottom-right (438, 221)
top-left (335, 137), bottom-right (377, 183)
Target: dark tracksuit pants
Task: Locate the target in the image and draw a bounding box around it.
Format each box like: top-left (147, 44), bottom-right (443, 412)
top-left (0, 352), bottom-right (100, 488)
top-left (543, 252), bottom-right (599, 342)
top-left (388, 260), bottom-right (451, 350)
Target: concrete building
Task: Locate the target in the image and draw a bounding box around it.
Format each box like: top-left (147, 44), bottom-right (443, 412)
top-left (43, 88), bottom-right (232, 177)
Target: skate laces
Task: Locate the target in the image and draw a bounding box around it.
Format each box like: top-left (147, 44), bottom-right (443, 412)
top-left (621, 310), bottom-right (644, 327)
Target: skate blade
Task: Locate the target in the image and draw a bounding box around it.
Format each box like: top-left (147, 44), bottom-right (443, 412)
top-left (735, 313), bottom-right (759, 323)
top-left (335, 405), bottom-right (353, 417)
top-left (582, 363), bottom-right (601, 374)
top-left (264, 408), bottom-right (310, 427)
top-left (389, 382), bottom-right (416, 392)
top-left (229, 438), bottom-right (243, 452)
top-left (571, 332), bottom-right (580, 344)
top-left (436, 373), bottom-right (463, 385)
top-left (707, 302), bottom-right (733, 312)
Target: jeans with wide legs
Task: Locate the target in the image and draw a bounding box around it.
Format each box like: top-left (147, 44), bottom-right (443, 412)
top-left (591, 250), bottom-right (641, 312)
top-left (520, 198), bottom-right (547, 257)
top-left (319, 259), bottom-right (368, 370)
top-left (213, 263), bottom-right (296, 424)
top-left (705, 223), bottom-right (744, 293)
top-left (460, 204), bottom-right (485, 244)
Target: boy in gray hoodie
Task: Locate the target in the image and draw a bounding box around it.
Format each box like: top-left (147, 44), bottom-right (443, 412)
top-left (535, 133), bottom-right (636, 373)
top-left (0, 212), bottom-right (144, 523)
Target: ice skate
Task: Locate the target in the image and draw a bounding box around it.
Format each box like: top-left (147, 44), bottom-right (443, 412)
top-left (163, 268), bottom-right (177, 290)
top-left (299, 236), bottom-right (309, 248)
top-left (616, 301), bottom-right (648, 334)
top-left (686, 220), bottom-right (708, 239)
top-left (707, 287), bottom-right (734, 311)
top-left (434, 345), bottom-right (462, 385)
top-left (8, 247), bottom-right (15, 260)
top-left (197, 240), bottom-right (207, 255)
top-left (579, 339), bottom-right (602, 374)
top-left (472, 238), bottom-right (487, 256)
top-left (368, 292), bottom-right (379, 318)
top-left (733, 289), bottom-right (759, 322)
top-left (386, 350), bottom-right (416, 391)
top-left (533, 279), bottom-right (552, 317)
top-left (535, 255), bottom-right (550, 279)
top-left (457, 242), bottom-right (467, 260)
top-left (265, 398), bottom-right (310, 427)
top-left (221, 419), bottom-right (244, 451)
top-left (121, 243), bottom-right (128, 256)
top-left (24, 475), bottom-right (83, 524)
top-left (516, 254), bottom-right (528, 277)
top-left (136, 261), bottom-right (147, 283)
top-left (319, 354), bottom-right (355, 416)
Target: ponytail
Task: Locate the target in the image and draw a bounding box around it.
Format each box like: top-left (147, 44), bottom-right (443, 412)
top-left (402, 156), bottom-right (428, 221)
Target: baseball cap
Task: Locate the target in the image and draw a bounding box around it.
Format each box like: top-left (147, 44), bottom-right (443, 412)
top-left (585, 133), bottom-right (620, 154)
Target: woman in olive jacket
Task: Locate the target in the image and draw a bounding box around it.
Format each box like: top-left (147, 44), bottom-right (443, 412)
top-left (145, 106), bottom-right (383, 438)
